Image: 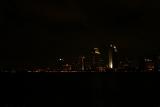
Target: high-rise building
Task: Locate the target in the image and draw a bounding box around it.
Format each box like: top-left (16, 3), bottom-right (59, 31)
top-left (94, 48), bottom-right (101, 67)
top-left (108, 45), bottom-right (113, 69)
top-left (143, 57), bottom-right (155, 71)
top-left (108, 43), bottom-right (118, 70)
top-left (91, 48), bottom-right (105, 71)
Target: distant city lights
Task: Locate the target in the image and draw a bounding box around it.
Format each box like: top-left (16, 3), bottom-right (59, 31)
top-left (1, 42), bottom-right (160, 72)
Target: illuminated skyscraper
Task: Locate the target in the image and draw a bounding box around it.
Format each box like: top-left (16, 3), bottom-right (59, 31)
top-left (108, 43), bottom-right (118, 70)
top-left (91, 48), bottom-right (104, 71)
top-left (108, 46), bottom-right (113, 69)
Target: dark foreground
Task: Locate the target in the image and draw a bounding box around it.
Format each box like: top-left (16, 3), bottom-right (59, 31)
top-left (1, 74), bottom-right (160, 107)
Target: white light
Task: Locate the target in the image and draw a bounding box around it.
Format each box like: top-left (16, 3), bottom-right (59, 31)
top-left (114, 48), bottom-right (118, 52)
top-left (110, 44), bottom-right (113, 47)
top-left (59, 58), bottom-right (64, 61)
top-left (110, 63), bottom-right (113, 69)
top-left (94, 48), bottom-right (101, 54)
top-left (109, 59), bottom-right (113, 69)
top-left (95, 51), bottom-right (101, 54)
top-left (28, 71), bottom-right (32, 72)
top-left (144, 58), bottom-right (152, 62)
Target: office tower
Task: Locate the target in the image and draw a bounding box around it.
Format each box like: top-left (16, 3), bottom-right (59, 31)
top-left (94, 48), bottom-right (101, 67)
top-left (91, 48), bottom-right (104, 71)
top-left (109, 45), bottom-right (113, 69)
top-left (108, 43), bottom-right (118, 70)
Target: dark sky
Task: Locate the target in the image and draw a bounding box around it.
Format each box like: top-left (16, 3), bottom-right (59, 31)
top-left (1, 0), bottom-right (160, 64)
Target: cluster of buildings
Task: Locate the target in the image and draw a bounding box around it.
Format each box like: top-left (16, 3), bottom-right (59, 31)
top-left (1, 42), bottom-right (160, 72)
top-left (54, 43), bottom-right (121, 72)
top-left (54, 43), bottom-right (160, 72)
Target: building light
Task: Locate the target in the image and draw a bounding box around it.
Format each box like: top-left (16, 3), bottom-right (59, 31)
top-left (95, 51), bottom-right (100, 54)
top-left (94, 48), bottom-right (101, 54)
top-left (114, 48), bottom-right (118, 52)
top-left (144, 58), bottom-right (152, 62)
top-left (110, 63), bottom-right (113, 69)
top-left (28, 71), bottom-right (32, 72)
top-left (59, 58), bottom-right (64, 61)
top-left (109, 59), bottom-right (113, 69)
top-left (110, 44), bottom-right (113, 47)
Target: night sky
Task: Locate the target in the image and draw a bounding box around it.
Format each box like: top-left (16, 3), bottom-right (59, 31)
top-left (1, 0), bottom-right (160, 65)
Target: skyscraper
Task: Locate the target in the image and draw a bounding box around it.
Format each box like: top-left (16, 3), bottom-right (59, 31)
top-left (108, 43), bottom-right (118, 70)
top-left (91, 48), bottom-right (102, 70)
top-left (91, 48), bottom-right (107, 71)
top-left (109, 45), bottom-right (113, 69)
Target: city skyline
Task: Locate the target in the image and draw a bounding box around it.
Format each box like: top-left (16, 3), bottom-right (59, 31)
top-left (1, 0), bottom-right (160, 66)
